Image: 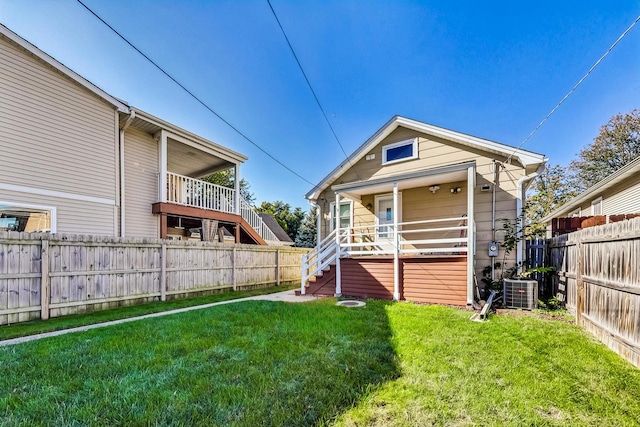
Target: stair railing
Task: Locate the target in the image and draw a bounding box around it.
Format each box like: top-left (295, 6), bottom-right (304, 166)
top-left (301, 229), bottom-right (347, 294)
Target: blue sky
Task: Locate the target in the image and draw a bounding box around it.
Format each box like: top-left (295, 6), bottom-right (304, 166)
top-left (1, 1), bottom-right (638, 209)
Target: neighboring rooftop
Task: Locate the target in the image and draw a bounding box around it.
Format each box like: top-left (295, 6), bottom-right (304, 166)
top-left (258, 213), bottom-right (294, 245)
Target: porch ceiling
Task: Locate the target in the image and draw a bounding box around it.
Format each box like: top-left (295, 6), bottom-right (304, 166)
top-left (167, 138), bottom-right (234, 177)
top-left (332, 162), bottom-right (472, 200)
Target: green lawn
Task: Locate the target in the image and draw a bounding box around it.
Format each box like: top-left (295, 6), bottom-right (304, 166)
top-left (1, 299), bottom-right (639, 426)
top-left (0, 284), bottom-right (296, 341)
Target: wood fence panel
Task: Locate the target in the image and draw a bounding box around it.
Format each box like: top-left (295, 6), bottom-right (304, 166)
top-left (549, 217), bottom-right (640, 368)
top-left (0, 232), bottom-right (307, 326)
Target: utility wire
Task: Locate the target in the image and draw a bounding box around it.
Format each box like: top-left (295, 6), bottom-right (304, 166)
top-left (266, 0), bottom-right (361, 180)
top-left (505, 13), bottom-right (640, 164)
top-left (76, 0), bottom-right (315, 186)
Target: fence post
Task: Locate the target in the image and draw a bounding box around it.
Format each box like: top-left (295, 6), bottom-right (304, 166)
top-left (40, 239), bottom-right (50, 320)
top-left (160, 243), bottom-right (167, 301)
top-left (276, 249), bottom-right (281, 286)
top-left (232, 247), bottom-right (237, 291)
top-left (576, 237), bottom-right (584, 326)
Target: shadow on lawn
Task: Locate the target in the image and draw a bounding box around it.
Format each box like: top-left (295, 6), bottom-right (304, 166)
top-left (0, 297), bottom-right (400, 427)
top-left (228, 298), bottom-right (401, 426)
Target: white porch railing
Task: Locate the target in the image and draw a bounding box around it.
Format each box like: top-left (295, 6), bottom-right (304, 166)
top-left (165, 172), bottom-right (280, 244)
top-left (167, 172), bottom-right (235, 213)
top-left (300, 216), bottom-right (471, 294)
top-left (240, 197), bottom-right (279, 244)
top-left (300, 228), bottom-right (344, 294)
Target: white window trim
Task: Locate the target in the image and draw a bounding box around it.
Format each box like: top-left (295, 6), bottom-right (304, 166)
top-left (591, 197), bottom-right (603, 216)
top-left (329, 200), bottom-right (353, 232)
top-left (0, 200), bottom-right (57, 233)
top-left (381, 138), bottom-right (418, 165)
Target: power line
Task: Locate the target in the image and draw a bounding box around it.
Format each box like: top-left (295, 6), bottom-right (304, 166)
top-left (76, 0), bottom-right (315, 186)
top-left (266, 0), bottom-right (360, 179)
top-left (505, 13), bottom-right (640, 164)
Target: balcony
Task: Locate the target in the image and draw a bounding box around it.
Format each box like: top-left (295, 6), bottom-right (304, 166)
top-left (156, 172), bottom-right (279, 245)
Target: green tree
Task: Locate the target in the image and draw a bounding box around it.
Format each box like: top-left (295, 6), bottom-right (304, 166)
top-left (202, 169), bottom-right (256, 206)
top-left (257, 201), bottom-right (305, 242)
top-left (295, 208), bottom-right (317, 248)
top-left (569, 109), bottom-right (640, 191)
top-left (525, 164), bottom-right (577, 236)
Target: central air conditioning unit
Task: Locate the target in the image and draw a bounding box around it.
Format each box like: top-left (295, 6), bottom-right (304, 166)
top-left (503, 279), bottom-right (538, 310)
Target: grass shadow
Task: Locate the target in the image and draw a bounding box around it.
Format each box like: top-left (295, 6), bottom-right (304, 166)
top-left (0, 298), bottom-right (400, 426)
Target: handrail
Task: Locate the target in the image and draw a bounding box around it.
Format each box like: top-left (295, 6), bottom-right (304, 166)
top-left (165, 172), bottom-right (280, 245)
top-left (166, 172), bottom-right (235, 214)
top-left (300, 229), bottom-right (344, 294)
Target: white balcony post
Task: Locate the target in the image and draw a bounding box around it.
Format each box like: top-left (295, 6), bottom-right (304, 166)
top-left (467, 165), bottom-right (476, 305)
top-left (158, 130), bottom-right (168, 203)
top-left (234, 164), bottom-right (241, 215)
top-left (335, 192), bottom-right (342, 297)
top-left (393, 182), bottom-right (400, 301)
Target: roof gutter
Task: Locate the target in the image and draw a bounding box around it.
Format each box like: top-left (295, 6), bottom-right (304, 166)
top-left (119, 108), bottom-right (135, 237)
top-left (516, 163), bottom-right (546, 271)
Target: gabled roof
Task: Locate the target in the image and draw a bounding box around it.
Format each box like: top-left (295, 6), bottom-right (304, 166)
top-left (258, 213), bottom-right (294, 244)
top-left (0, 23), bottom-right (129, 112)
top-left (305, 115), bottom-right (547, 200)
top-left (541, 156), bottom-right (640, 223)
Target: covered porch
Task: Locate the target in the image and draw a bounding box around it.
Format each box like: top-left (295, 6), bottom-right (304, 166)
top-left (123, 110), bottom-right (279, 244)
top-left (302, 161), bottom-right (476, 306)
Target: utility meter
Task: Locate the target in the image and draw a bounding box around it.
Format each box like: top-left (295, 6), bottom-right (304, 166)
top-left (488, 241), bottom-right (499, 257)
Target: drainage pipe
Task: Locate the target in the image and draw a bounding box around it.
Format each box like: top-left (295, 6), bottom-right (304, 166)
top-left (119, 108), bottom-right (135, 237)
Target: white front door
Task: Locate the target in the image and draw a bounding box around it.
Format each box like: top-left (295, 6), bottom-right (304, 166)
top-left (375, 193), bottom-right (401, 247)
top-left (376, 195), bottom-right (394, 241)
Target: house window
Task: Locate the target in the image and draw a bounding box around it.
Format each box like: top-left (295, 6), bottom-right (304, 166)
top-left (591, 197), bottom-right (603, 216)
top-left (329, 201), bottom-right (352, 231)
top-left (382, 138), bottom-right (418, 165)
top-left (0, 202), bottom-right (56, 233)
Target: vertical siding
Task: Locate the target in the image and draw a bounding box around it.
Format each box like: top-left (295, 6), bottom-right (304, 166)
top-left (0, 36), bottom-right (117, 201)
top-left (124, 127), bottom-right (159, 238)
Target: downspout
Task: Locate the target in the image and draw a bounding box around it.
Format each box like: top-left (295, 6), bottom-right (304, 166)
top-left (119, 108), bottom-right (135, 237)
top-left (515, 163), bottom-right (545, 272)
top-left (308, 199), bottom-right (321, 247)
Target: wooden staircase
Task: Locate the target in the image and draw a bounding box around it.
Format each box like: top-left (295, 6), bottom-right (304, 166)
top-left (296, 264), bottom-right (337, 296)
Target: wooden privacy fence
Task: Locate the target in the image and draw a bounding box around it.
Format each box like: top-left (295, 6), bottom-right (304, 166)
top-left (0, 231), bottom-right (308, 325)
top-left (548, 217), bottom-right (640, 369)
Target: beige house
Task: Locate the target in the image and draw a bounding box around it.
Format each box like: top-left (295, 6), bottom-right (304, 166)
top-left (541, 155), bottom-right (640, 235)
top-left (0, 23), bottom-right (279, 244)
top-left (301, 116), bottom-right (547, 305)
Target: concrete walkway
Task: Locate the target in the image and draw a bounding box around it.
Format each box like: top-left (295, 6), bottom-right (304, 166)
top-left (0, 289), bottom-right (320, 347)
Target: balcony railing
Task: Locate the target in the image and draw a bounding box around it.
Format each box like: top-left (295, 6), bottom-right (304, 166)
top-left (164, 172), bottom-right (281, 244)
top-left (166, 172), bottom-right (235, 213)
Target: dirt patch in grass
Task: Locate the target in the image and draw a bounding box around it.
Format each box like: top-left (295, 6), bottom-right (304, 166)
top-left (495, 307), bottom-right (574, 323)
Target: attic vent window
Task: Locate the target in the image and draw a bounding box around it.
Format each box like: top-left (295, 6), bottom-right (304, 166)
top-left (382, 138), bottom-right (418, 165)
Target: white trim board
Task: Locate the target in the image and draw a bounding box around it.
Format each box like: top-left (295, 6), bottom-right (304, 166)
top-left (0, 183), bottom-right (116, 206)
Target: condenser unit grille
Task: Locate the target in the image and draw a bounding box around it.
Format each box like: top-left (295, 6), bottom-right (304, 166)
top-left (503, 279), bottom-right (538, 310)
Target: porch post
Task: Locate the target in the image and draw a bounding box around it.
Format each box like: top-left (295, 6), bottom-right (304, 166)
top-left (335, 192), bottom-right (342, 297)
top-left (466, 165), bottom-right (475, 305)
top-left (234, 163), bottom-right (241, 215)
top-left (393, 182), bottom-right (400, 301)
top-left (158, 130), bottom-right (168, 203)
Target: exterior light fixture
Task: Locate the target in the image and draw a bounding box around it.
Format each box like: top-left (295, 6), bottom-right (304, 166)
top-left (429, 185), bottom-right (440, 194)
top-left (451, 187), bottom-right (462, 194)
